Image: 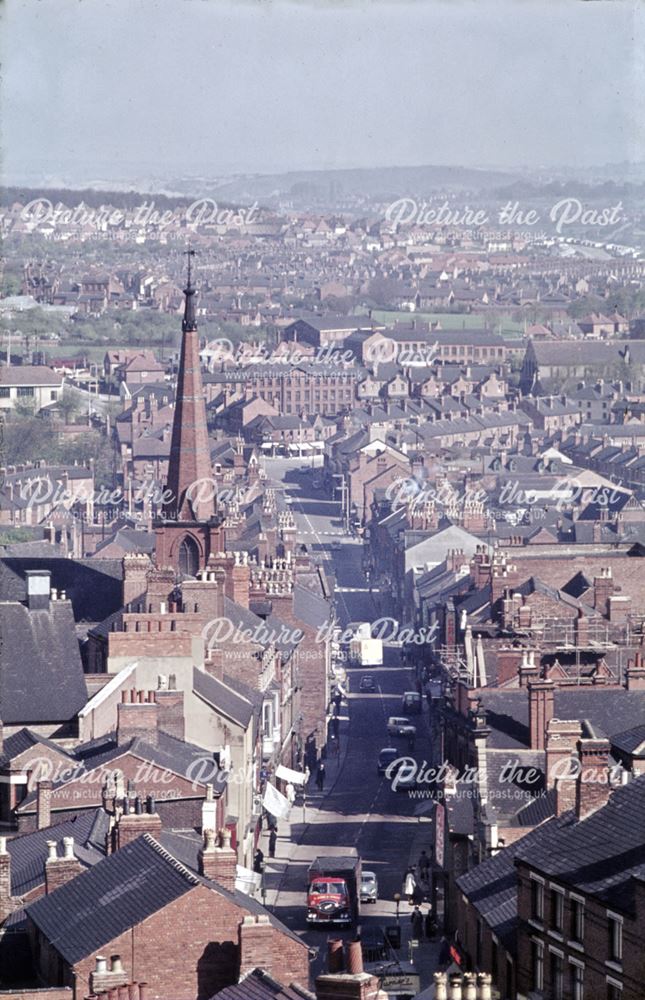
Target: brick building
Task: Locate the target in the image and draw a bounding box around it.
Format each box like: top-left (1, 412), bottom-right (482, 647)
top-left (25, 832), bottom-right (309, 999)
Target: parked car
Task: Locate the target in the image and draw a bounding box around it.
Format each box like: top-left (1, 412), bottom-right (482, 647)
top-left (402, 691), bottom-right (423, 715)
top-left (387, 716), bottom-right (417, 738)
top-left (331, 540), bottom-right (341, 550)
top-left (359, 675), bottom-right (376, 692)
top-left (360, 870), bottom-right (378, 903)
top-left (377, 747), bottom-right (400, 775)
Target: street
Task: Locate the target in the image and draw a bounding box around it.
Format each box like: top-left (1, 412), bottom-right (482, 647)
top-left (260, 460), bottom-right (441, 987)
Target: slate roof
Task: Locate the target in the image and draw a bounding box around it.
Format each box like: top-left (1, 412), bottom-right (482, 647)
top-left (215, 969), bottom-right (315, 1000)
top-left (193, 667), bottom-right (259, 728)
top-left (0, 557), bottom-right (123, 623)
top-left (479, 688), bottom-right (645, 750)
top-left (0, 727), bottom-right (75, 769)
top-left (26, 834), bottom-right (306, 965)
top-left (0, 601), bottom-right (87, 724)
top-left (26, 835), bottom-right (200, 964)
top-left (6, 809), bottom-right (104, 896)
top-left (610, 724), bottom-right (645, 756)
top-left (457, 813), bottom-right (565, 951)
top-left (514, 774), bottom-right (645, 910)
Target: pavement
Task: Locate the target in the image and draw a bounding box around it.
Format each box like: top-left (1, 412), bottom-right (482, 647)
top-left (257, 705), bottom-right (442, 988)
top-left (255, 461), bottom-right (444, 989)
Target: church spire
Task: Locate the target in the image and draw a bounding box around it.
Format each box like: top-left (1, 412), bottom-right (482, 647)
top-left (162, 250), bottom-right (215, 523)
top-left (183, 247), bottom-right (197, 333)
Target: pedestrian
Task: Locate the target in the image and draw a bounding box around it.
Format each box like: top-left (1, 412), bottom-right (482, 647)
top-left (253, 848), bottom-right (264, 874)
top-left (268, 828), bottom-right (277, 858)
top-left (316, 762), bottom-right (326, 791)
top-left (411, 906), bottom-right (423, 942)
top-left (332, 715), bottom-right (340, 738)
top-left (438, 935), bottom-right (450, 969)
top-left (286, 782), bottom-right (296, 805)
top-left (425, 908), bottom-right (436, 940)
top-left (407, 733), bottom-right (415, 752)
top-left (412, 882), bottom-right (424, 907)
top-left (418, 850), bottom-right (430, 881)
top-left (403, 869), bottom-right (416, 903)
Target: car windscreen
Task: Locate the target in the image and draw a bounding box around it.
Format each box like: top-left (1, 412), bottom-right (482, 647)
top-left (311, 881), bottom-right (346, 895)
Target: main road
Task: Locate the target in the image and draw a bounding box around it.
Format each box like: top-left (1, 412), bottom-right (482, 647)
top-left (261, 460), bottom-right (440, 987)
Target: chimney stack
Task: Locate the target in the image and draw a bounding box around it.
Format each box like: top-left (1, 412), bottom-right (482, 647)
top-left (25, 570), bottom-right (52, 611)
top-left (37, 780), bottom-right (52, 830)
top-left (576, 736), bottom-right (612, 820)
top-left (198, 827), bottom-right (237, 890)
top-left (528, 679), bottom-right (555, 750)
top-left (0, 837), bottom-right (12, 923)
top-left (90, 955), bottom-right (130, 996)
top-left (45, 837), bottom-right (82, 894)
top-left (238, 915), bottom-right (274, 980)
top-left (116, 694), bottom-right (159, 746)
top-left (114, 797), bottom-right (162, 849)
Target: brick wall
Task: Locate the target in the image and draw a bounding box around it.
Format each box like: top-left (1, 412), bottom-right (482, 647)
top-left (65, 884), bottom-right (309, 1000)
top-left (516, 865), bottom-right (645, 1000)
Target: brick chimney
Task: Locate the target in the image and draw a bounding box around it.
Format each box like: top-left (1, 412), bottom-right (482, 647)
top-left (575, 608), bottom-right (589, 646)
top-left (576, 736), bottom-right (612, 820)
top-left (238, 915), bottom-right (275, 980)
top-left (198, 828), bottom-right (237, 890)
top-left (625, 651), bottom-right (645, 690)
top-left (116, 692), bottom-right (159, 746)
top-left (122, 554), bottom-right (151, 609)
top-left (0, 837), bottom-right (13, 923)
top-left (315, 973), bottom-right (383, 1000)
top-left (518, 649), bottom-right (539, 688)
top-left (37, 779), bottom-right (52, 830)
top-left (90, 955), bottom-right (130, 995)
top-left (155, 677), bottom-right (185, 741)
top-left (593, 567), bottom-right (614, 614)
top-left (45, 837), bottom-right (82, 893)
top-left (115, 796), bottom-right (162, 849)
top-left (545, 719), bottom-right (583, 791)
top-left (528, 679), bottom-right (555, 750)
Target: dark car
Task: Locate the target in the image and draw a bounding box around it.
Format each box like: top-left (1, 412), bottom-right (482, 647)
top-left (360, 675), bottom-right (376, 692)
top-left (377, 747), bottom-right (400, 775)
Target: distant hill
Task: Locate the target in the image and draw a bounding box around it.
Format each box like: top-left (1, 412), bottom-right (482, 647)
top-left (209, 164), bottom-right (523, 202)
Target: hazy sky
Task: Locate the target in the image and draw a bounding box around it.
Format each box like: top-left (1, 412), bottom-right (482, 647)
top-left (2, 0), bottom-right (644, 183)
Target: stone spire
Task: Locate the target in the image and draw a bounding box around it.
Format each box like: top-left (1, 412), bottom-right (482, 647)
top-left (163, 250), bottom-right (215, 523)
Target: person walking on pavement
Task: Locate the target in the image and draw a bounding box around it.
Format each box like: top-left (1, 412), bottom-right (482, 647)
top-left (411, 906), bottom-right (423, 942)
top-left (316, 762), bottom-right (326, 791)
top-left (403, 868), bottom-right (416, 903)
top-left (438, 935), bottom-right (450, 969)
top-left (425, 908), bottom-right (437, 940)
top-left (253, 848), bottom-right (264, 874)
top-left (418, 850), bottom-right (430, 882)
top-left (268, 827), bottom-right (277, 858)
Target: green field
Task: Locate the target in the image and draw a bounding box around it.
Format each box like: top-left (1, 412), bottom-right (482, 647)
top-left (365, 309), bottom-right (526, 337)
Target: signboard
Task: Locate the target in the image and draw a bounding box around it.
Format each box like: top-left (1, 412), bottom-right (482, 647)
top-left (450, 944), bottom-right (463, 966)
top-left (435, 800), bottom-right (445, 868)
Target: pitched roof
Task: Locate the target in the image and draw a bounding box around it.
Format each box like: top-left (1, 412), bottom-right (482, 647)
top-left (215, 969), bottom-right (315, 1000)
top-left (6, 809), bottom-right (104, 896)
top-left (26, 835), bottom-right (200, 964)
top-left (0, 601), bottom-right (87, 724)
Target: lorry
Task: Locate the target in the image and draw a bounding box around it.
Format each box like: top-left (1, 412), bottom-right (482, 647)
top-left (306, 855), bottom-right (361, 927)
top-left (349, 627), bottom-right (383, 667)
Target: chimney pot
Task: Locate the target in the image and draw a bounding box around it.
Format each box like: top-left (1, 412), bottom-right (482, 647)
top-left (63, 836), bottom-right (74, 859)
top-left (95, 957), bottom-right (108, 974)
top-left (110, 955), bottom-right (124, 974)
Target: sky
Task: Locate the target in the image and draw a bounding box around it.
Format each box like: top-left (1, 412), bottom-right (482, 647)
top-left (1, 0), bottom-right (644, 184)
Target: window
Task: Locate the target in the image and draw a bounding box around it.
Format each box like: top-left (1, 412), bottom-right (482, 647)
top-left (530, 877), bottom-right (544, 922)
top-left (178, 535), bottom-right (200, 577)
top-left (570, 961), bottom-right (584, 1000)
top-left (607, 982), bottom-right (622, 1000)
top-left (570, 896), bottom-right (584, 943)
top-left (17, 386), bottom-right (34, 397)
top-left (531, 940), bottom-right (544, 991)
top-left (0, 387), bottom-right (10, 398)
top-left (550, 887), bottom-right (564, 932)
top-left (608, 915), bottom-right (622, 963)
top-left (50, 390), bottom-right (58, 401)
top-left (550, 951), bottom-right (564, 1000)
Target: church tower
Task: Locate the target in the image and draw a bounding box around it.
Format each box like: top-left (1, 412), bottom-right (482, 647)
top-left (154, 251), bottom-right (223, 575)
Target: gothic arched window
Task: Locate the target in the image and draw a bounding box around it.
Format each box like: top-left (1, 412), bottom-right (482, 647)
top-left (178, 535), bottom-right (200, 577)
